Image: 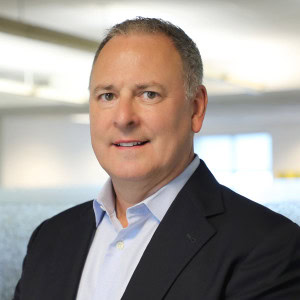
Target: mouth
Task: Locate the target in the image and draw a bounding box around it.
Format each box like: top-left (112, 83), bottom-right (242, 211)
top-left (113, 140), bottom-right (149, 147)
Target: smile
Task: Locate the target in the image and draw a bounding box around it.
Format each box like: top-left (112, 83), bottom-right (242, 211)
top-left (114, 141), bottom-right (149, 147)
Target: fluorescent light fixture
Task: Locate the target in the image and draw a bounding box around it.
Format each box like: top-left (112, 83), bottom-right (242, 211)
top-left (0, 78), bottom-right (89, 105)
top-left (197, 30), bottom-right (299, 91)
top-left (35, 87), bottom-right (88, 105)
top-left (0, 33), bottom-right (93, 75)
top-left (0, 32), bottom-right (93, 104)
top-left (0, 78), bottom-right (32, 95)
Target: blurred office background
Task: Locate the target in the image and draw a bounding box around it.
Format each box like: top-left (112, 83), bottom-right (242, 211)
top-left (0, 0), bottom-right (300, 298)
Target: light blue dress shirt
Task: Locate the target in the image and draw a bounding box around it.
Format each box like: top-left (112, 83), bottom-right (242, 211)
top-left (76, 156), bottom-right (200, 300)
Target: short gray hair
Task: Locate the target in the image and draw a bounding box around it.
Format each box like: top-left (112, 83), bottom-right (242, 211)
top-left (92, 17), bottom-right (203, 100)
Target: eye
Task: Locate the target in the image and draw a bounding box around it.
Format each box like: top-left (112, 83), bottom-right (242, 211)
top-left (99, 93), bottom-right (114, 101)
top-left (142, 91), bottom-right (159, 100)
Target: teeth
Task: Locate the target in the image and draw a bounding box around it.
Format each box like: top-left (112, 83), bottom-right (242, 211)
top-left (117, 142), bottom-right (144, 147)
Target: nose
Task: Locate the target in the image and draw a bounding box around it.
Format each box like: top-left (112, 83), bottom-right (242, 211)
top-left (113, 97), bottom-right (139, 130)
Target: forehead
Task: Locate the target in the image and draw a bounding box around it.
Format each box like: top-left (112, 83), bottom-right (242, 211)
top-left (90, 33), bottom-right (184, 86)
top-left (103, 32), bottom-right (177, 53)
top-left (98, 33), bottom-right (182, 68)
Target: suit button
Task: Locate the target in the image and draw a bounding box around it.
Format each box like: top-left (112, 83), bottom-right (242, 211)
top-left (116, 241), bottom-right (124, 249)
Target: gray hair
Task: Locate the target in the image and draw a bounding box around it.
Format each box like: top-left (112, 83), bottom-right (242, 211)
top-left (91, 17), bottom-right (203, 100)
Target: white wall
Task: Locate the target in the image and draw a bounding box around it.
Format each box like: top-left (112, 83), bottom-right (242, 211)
top-left (1, 114), bottom-right (108, 188)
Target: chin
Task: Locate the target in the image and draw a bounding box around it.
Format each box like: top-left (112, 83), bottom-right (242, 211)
top-left (109, 166), bottom-right (155, 182)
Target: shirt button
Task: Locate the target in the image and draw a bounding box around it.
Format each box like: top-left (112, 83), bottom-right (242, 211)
top-left (116, 241), bottom-right (124, 250)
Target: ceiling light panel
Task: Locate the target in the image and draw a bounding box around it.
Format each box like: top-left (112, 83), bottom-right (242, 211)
top-left (0, 32), bottom-right (93, 104)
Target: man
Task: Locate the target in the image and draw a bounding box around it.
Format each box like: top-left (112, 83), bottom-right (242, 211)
top-left (14, 17), bottom-right (300, 299)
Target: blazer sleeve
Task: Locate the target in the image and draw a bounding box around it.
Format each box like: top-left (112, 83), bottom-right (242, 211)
top-left (225, 221), bottom-right (300, 299)
top-left (13, 220), bottom-right (48, 300)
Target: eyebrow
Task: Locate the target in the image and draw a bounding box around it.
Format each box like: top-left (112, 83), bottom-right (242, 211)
top-left (135, 82), bottom-right (166, 93)
top-left (91, 84), bottom-right (115, 96)
top-left (91, 82), bottom-right (167, 96)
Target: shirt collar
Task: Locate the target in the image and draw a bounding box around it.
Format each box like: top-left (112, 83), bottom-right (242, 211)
top-left (93, 155), bottom-right (200, 226)
top-left (93, 179), bottom-right (115, 226)
top-left (143, 156), bottom-right (200, 221)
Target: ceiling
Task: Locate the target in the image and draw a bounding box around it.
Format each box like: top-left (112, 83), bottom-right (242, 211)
top-left (0, 0), bottom-right (300, 111)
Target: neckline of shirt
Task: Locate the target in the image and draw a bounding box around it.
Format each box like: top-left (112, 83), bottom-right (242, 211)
top-left (93, 155), bottom-right (200, 227)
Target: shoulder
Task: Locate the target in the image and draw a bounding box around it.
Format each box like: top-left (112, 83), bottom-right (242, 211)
top-left (214, 185), bottom-right (300, 251)
top-left (217, 187), bottom-right (300, 298)
top-left (30, 200), bottom-right (94, 244)
top-left (44, 200), bottom-right (94, 226)
top-left (187, 160), bottom-right (298, 232)
top-left (220, 184), bottom-right (296, 228)
top-left (190, 160), bottom-right (298, 231)
top-left (47, 200), bottom-right (94, 223)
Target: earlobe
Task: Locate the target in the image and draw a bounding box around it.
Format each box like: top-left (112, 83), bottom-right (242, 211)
top-left (191, 85), bottom-right (208, 133)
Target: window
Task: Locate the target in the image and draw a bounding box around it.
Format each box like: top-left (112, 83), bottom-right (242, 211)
top-left (194, 133), bottom-right (273, 199)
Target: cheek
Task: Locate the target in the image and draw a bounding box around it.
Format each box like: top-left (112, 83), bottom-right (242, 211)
top-left (148, 104), bottom-right (191, 139)
top-left (90, 119), bottom-right (99, 140)
top-left (168, 105), bottom-right (192, 132)
top-left (90, 110), bottom-right (109, 136)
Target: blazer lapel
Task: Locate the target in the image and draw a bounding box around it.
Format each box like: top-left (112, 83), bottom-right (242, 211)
top-left (122, 161), bottom-right (224, 300)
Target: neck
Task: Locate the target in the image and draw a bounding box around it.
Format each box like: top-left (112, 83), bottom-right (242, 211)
top-left (113, 180), bottom-right (156, 228)
top-left (112, 153), bottom-right (195, 226)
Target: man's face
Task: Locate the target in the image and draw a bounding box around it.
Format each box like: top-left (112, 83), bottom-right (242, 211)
top-left (89, 33), bottom-right (205, 185)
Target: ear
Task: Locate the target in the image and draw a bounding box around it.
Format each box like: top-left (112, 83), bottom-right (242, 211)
top-left (191, 85), bottom-right (208, 133)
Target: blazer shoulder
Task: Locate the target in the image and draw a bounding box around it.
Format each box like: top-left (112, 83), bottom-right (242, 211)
top-left (33, 200), bottom-right (94, 238)
top-left (218, 187), bottom-right (300, 299)
top-left (219, 184), bottom-right (299, 234)
top-left (188, 161), bottom-right (298, 230)
top-left (47, 200), bottom-right (94, 223)
top-left (14, 200), bottom-right (96, 300)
